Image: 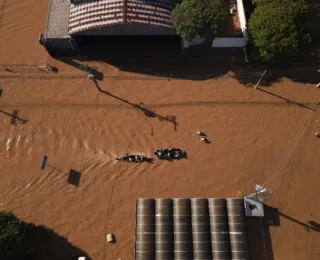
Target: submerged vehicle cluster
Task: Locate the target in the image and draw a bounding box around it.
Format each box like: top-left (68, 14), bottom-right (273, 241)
top-left (116, 148), bottom-right (187, 163)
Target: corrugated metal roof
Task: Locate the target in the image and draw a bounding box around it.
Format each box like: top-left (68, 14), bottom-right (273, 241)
top-left (68, 0), bottom-right (179, 35)
top-left (135, 198), bottom-right (251, 260)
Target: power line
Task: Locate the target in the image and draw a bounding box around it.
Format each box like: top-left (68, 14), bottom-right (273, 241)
top-left (261, 91), bottom-right (320, 192)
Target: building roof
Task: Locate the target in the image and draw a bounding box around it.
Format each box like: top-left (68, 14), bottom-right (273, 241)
top-left (68, 0), bottom-right (179, 35)
top-left (135, 198), bottom-right (251, 260)
top-left (45, 0), bottom-right (71, 38)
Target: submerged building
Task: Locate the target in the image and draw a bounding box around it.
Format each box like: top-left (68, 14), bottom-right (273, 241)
top-left (41, 0), bottom-right (179, 53)
top-left (135, 198), bottom-right (264, 260)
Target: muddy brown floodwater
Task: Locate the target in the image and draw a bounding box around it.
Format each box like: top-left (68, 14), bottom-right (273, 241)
top-left (1, 0), bottom-right (320, 259)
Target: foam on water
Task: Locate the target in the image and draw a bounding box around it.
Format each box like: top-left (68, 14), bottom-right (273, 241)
top-left (5, 134), bottom-right (12, 151)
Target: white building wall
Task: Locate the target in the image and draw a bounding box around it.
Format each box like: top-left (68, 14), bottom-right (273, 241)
top-left (236, 0), bottom-right (248, 37)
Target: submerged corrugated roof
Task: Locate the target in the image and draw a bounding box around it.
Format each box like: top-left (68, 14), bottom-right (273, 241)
top-left (135, 198), bottom-right (251, 260)
top-left (68, 0), bottom-right (179, 35)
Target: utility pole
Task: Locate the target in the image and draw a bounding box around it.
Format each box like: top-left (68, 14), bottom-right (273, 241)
top-left (255, 70), bottom-right (268, 89)
top-left (38, 62), bottom-right (52, 71)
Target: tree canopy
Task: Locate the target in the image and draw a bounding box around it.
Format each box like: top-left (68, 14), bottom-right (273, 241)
top-left (248, 0), bottom-right (311, 62)
top-left (171, 0), bottom-right (227, 40)
top-left (0, 211), bottom-right (24, 255)
top-left (252, 0), bottom-right (273, 4)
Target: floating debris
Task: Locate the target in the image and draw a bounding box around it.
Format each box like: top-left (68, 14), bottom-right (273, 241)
top-left (106, 233), bottom-right (115, 243)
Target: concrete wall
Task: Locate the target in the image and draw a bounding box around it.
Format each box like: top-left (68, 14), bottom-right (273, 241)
top-left (44, 37), bottom-right (76, 54)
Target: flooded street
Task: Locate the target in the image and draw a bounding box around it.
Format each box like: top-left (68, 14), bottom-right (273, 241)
top-left (1, 0), bottom-right (320, 259)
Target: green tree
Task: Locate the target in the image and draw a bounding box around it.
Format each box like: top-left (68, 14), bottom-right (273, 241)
top-left (0, 211), bottom-right (24, 255)
top-left (252, 0), bottom-right (272, 5)
top-left (171, 0), bottom-right (227, 40)
top-left (248, 0), bottom-right (311, 62)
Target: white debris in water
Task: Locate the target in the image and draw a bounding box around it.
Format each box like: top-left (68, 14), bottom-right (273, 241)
top-left (106, 233), bottom-right (115, 243)
top-left (5, 135), bottom-right (13, 151)
top-left (197, 130), bottom-right (203, 136)
top-left (72, 138), bottom-right (79, 151)
top-left (25, 136), bottom-right (32, 144)
top-left (15, 135), bottom-right (21, 147)
top-left (84, 141), bottom-right (89, 150)
top-left (26, 183), bottom-right (31, 188)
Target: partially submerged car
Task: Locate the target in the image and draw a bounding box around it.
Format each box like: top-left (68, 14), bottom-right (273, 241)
top-left (154, 148), bottom-right (187, 160)
top-left (116, 154), bottom-right (153, 163)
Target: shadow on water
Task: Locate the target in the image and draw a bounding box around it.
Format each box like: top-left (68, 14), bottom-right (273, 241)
top-left (203, 139), bottom-right (211, 144)
top-left (256, 88), bottom-right (316, 111)
top-left (279, 212), bottom-right (320, 233)
top-left (92, 79), bottom-right (178, 133)
top-left (45, 164), bottom-right (82, 187)
top-left (0, 109), bottom-right (28, 124)
top-left (68, 169), bottom-right (82, 187)
top-left (246, 204), bottom-right (319, 260)
top-left (55, 36), bottom-right (243, 80)
top-left (246, 204), bottom-right (280, 260)
top-left (52, 35), bottom-right (320, 87)
top-left (58, 58), bottom-right (104, 81)
top-left (2, 222), bottom-right (92, 260)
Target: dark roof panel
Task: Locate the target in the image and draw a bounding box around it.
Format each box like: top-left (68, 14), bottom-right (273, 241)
top-left (135, 198), bottom-right (251, 260)
top-left (227, 199), bottom-right (250, 260)
top-left (173, 199), bottom-right (193, 260)
top-left (135, 199), bottom-right (155, 260)
top-left (155, 199), bottom-right (174, 260)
